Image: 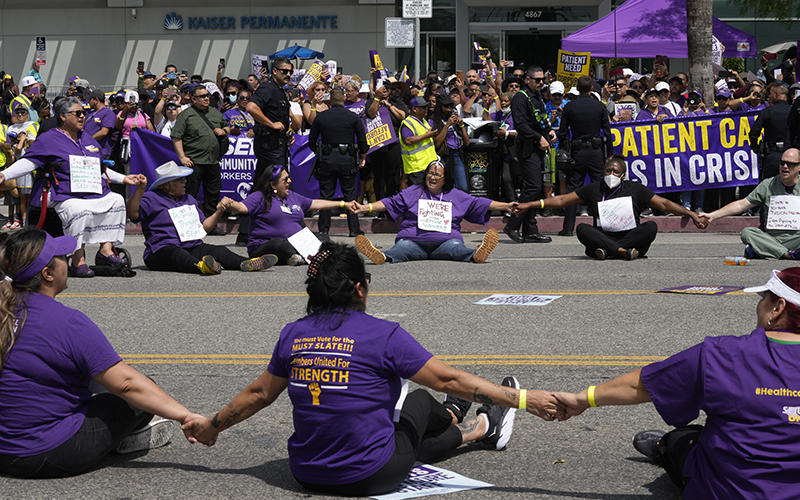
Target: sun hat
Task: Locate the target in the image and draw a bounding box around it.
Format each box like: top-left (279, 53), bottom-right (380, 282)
top-left (743, 270), bottom-right (800, 308)
top-left (149, 161), bottom-right (193, 191)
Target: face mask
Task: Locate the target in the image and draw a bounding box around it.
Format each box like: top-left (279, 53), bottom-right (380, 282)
top-left (501, 106), bottom-right (511, 115)
top-left (604, 174), bottom-right (622, 189)
top-left (228, 95), bottom-right (237, 104)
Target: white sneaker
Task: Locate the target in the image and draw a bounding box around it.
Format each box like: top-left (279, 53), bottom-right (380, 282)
top-left (113, 418), bottom-right (176, 454)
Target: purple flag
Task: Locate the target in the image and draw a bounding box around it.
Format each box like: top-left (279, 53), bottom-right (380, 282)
top-left (130, 129), bottom-right (180, 185)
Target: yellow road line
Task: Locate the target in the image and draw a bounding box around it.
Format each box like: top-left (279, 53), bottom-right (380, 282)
top-left (61, 290), bottom-right (753, 298)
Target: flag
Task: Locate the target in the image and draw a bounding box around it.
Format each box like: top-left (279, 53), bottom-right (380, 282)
top-left (398, 66), bottom-right (409, 82)
top-left (129, 129), bottom-right (180, 186)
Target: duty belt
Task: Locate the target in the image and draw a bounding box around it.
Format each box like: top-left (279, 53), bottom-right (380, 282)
top-left (571, 137), bottom-right (603, 150)
top-left (321, 143), bottom-right (355, 155)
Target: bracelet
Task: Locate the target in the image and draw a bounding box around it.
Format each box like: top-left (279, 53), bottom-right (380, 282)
top-left (310, 108), bottom-right (316, 111)
top-left (483, 107), bottom-right (491, 113)
top-left (504, 130), bottom-right (509, 139)
top-left (518, 389), bottom-right (527, 410)
top-left (539, 199), bottom-right (545, 209)
top-left (368, 203), bottom-right (373, 213)
top-left (340, 200), bottom-right (345, 208)
top-left (587, 385), bottom-right (598, 407)
top-left (740, 97), bottom-right (745, 104)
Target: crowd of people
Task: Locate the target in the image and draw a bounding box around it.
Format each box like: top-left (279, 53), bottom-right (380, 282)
top-left (1, 49), bottom-right (800, 499)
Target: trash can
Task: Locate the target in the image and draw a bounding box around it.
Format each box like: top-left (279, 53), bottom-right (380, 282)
top-left (464, 121), bottom-right (500, 199)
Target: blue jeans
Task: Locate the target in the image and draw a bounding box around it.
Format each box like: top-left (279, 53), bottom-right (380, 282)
top-left (383, 238), bottom-right (474, 263)
top-left (680, 190), bottom-right (705, 212)
top-left (451, 151), bottom-right (468, 192)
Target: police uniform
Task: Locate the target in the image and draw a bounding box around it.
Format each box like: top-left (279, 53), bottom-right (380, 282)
top-left (786, 98), bottom-right (800, 150)
top-left (250, 76), bottom-right (290, 184)
top-left (558, 93), bottom-right (612, 234)
top-left (504, 87), bottom-right (552, 242)
top-left (309, 104), bottom-right (368, 235)
top-left (750, 100), bottom-right (791, 180)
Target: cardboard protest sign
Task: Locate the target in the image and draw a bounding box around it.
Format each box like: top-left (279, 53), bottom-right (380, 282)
top-left (556, 49), bottom-right (591, 90)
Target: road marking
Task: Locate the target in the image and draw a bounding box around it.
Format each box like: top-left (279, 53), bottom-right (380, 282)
top-left (121, 353), bottom-right (665, 366)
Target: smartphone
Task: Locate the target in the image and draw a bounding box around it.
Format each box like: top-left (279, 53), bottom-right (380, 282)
top-left (137, 61), bottom-right (144, 73)
top-left (337, 67), bottom-right (343, 75)
top-left (320, 93), bottom-right (330, 101)
top-left (718, 69), bottom-right (731, 78)
top-left (456, 70), bottom-right (463, 81)
top-left (167, 71), bottom-right (177, 80)
top-left (506, 60), bottom-right (514, 67)
top-left (261, 59), bottom-right (269, 70)
top-left (763, 52), bottom-right (778, 61)
top-left (219, 58), bottom-right (226, 69)
top-left (476, 49), bottom-right (489, 57)
top-left (181, 69), bottom-right (188, 76)
top-left (775, 68), bottom-right (783, 78)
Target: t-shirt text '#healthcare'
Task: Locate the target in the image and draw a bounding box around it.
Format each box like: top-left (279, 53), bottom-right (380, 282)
top-left (290, 335), bottom-right (355, 404)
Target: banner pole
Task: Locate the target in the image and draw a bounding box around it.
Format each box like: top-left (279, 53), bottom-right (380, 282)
top-left (415, 18), bottom-right (420, 83)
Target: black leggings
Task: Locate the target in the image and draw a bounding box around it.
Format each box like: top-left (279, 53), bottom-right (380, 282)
top-left (0, 393), bottom-right (152, 478)
top-left (249, 238), bottom-right (297, 264)
top-left (653, 424), bottom-right (702, 487)
top-left (144, 243), bottom-right (246, 274)
top-left (296, 390), bottom-right (462, 497)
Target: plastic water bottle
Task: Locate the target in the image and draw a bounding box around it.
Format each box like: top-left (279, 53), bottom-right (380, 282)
top-left (724, 256), bottom-right (749, 266)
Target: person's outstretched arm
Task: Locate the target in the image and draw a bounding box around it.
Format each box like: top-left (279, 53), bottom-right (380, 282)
top-left (703, 198), bottom-right (757, 222)
top-left (648, 194), bottom-right (707, 228)
top-left (183, 368), bottom-right (289, 445)
top-left (516, 192), bottom-right (583, 215)
top-left (554, 368), bottom-right (650, 420)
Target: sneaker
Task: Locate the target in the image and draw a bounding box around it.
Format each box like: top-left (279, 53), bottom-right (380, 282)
top-left (207, 226), bottom-right (228, 236)
top-left (443, 394), bottom-right (473, 424)
top-left (579, 209), bottom-right (589, 217)
top-left (9, 219), bottom-right (20, 229)
top-left (632, 429), bottom-right (666, 460)
top-left (477, 376), bottom-right (519, 450)
top-left (1, 221), bottom-right (11, 230)
top-left (640, 208), bottom-right (653, 217)
top-left (73, 264), bottom-right (95, 277)
top-left (287, 254), bottom-right (304, 266)
top-left (355, 234), bottom-right (386, 265)
top-left (594, 248), bottom-right (607, 261)
top-left (625, 248), bottom-right (639, 261)
top-left (196, 255), bottom-right (222, 275)
top-left (113, 418), bottom-right (177, 454)
top-left (788, 250), bottom-right (800, 260)
top-left (240, 254), bottom-right (278, 272)
top-left (473, 228), bottom-right (498, 264)
top-left (744, 245), bottom-right (758, 260)
top-left (95, 251), bottom-right (128, 267)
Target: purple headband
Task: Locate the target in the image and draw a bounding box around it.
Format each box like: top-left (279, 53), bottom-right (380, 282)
top-left (12, 233), bottom-right (77, 283)
top-left (270, 165), bottom-right (285, 182)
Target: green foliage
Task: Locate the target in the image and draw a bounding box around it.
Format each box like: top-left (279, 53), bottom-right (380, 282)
top-left (723, 58), bottom-right (745, 73)
top-left (726, 0), bottom-right (798, 28)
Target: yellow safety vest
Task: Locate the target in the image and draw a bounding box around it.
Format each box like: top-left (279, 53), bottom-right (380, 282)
top-left (400, 116), bottom-right (437, 174)
top-left (0, 124), bottom-right (8, 168)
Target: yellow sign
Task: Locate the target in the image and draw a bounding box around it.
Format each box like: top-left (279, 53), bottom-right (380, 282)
top-left (556, 50), bottom-right (591, 90)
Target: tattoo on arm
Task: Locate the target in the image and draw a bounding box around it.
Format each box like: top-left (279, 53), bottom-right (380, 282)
top-left (222, 403), bottom-right (241, 428)
top-left (210, 412), bottom-right (221, 429)
top-left (472, 388), bottom-right (494, 405)
top-left (500, 386), bottom-right (517, 402)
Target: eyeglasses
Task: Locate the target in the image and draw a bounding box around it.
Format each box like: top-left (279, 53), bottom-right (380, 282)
top-left (14, 109), bottom-right (29, 115)
top-left (427, 171), bottom-right (444, 179)
top-left (780, 160), bottom-right (800, 168)
top-left (180, 89), bottom-right (190, 94)
top-left (194, 93), bottom-right (210, 99)
top-left (238, 95), bottom-right (250, 100)
top-left (507, 83), bottom-right (520, 88)
top-left (67, 110), bottom-right (86, 117)
top-left (275, 67), bottom-right (293, 75)
top-left (482, 92), bottom-right (490, 97)
top-left (391, 86), bottom-right (401, 91)
top-left (364, 272), bottom-right (371, 284)
top-left (225, 92), bottom-right (237, 97)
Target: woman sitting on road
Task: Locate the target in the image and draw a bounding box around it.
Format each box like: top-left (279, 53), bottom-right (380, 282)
top-left (354, 159), bottom-right (515, 264)
top-left (553, 267), bottom-right (800, 500)
top-left (127, 161), bottom-right (277, 275)
top-left (226, 165), bottom-right (358, 266)
top-left (183, 241), bottom-right (563, 496)
top-left (0, 228), bottom-right (202, 478)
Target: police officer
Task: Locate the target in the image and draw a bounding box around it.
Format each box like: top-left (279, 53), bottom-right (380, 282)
top-left (559, 75), bottom-right (612, 236)
top-left (503, 65), bottom-right (555, 243)
top-left (309, 87), bottom-right (368, 237)
top-left (241, 56), bottom-right (292, 245)
top-left (788, 84), bottom-right (800, 150)
top-left (750, 85), bottom-right (791, 180)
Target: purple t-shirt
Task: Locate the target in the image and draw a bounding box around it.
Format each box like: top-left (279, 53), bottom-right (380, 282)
top-left (343, 98), bottom-right (366, 118)
top-left (24, 129), bottom-right (112, 205)
top-left (381, 185), bottom-right (492, 243)
top-left (223, 108), bottom-right (255, 135)
top-left (635, 105), bottom-right (674, 121)
top-left (641, 328), bottom-right (800, 500)
top-left (84, 107), bottom-right (116, 157)
top-left (135, 189), bottom-right (206, 259)
top-left (0, 293), bottom-right (121, 456)
top-left (267, 309), bottom-right (432, 484)
top-left (243, 190), bottom-right (313, 254)
top-left (739, 102), bottom-right (768, 112)
top-left (428, 118), bottom-right (463, 150)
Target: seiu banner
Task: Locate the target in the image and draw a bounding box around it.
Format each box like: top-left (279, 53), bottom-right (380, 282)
top-left (610, 111), bottom-right (760, 193)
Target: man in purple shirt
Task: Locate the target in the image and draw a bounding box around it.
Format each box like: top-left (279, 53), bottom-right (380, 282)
top-left (84, 90), bottom-right (116, 158)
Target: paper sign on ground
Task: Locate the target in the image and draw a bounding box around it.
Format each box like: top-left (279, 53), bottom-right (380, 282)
top-left (659, 286), bottom-right (743, 295)
top-left (69, 155), bottom-right (102, 194)
top-left (371, 463), bottom-right (491, 500)
top-left (288, 227), bottom-right (321, 260)
top-left (168, 205), bottom-right (206, 242)
top-left (474, 294), bottom-right (561, 306)
top-left (767, 195), bottom-right (800, 230)
top-left (417, 199), bottom-right (452, 233)
top-left (597, 196), bottom-right (636, 232)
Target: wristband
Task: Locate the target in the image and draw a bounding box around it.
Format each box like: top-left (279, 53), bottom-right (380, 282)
top-left (483, 107), bottom-right (491, 113)
top-left (587, 385), bottom-right (598, 407)
top-left (518, 389), bottom-right (527, 410)
top-left (368, 203), bottom-right (373, 213)
top-left (540, 199), bottom-right (545, 209)
top-left (740, 97), bottom-right (745, 104)
top-left (340, 200), bottom-right (345, 208)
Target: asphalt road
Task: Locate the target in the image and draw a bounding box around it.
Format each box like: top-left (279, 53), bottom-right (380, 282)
top-left (2, 230), bottom-right (777, 499)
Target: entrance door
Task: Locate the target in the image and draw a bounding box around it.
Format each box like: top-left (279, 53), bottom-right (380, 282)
top-left (505, 32), bottom-right (562, 75)
top-left (428, 36), bottom-right (455, 78)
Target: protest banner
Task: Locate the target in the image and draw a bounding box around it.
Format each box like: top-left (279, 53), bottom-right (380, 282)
top-left (369, 50), bottom-right (391, 87)
top-left (556, 49), bottom-right (591, 90)
top-left (296, 60), bottom-right (327, 92)
top-left (610, 111), bottom-right (760, 193)
top-left (364, 107), bottom-right (399, 154)
top-left (251, 53), bottom-right (269, 76)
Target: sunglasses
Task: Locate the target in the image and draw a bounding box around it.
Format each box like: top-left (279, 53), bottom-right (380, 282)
top-left (275, 68), bottom-right (293, 75)
top-left (225, 92), bottom-right (237, 97)
top-left (631, 84), bottom-right (644, 89)
top-left (508, 83), bottom-right (520, 88)
top-left (238, 95), bottom-right (250, 100)
top-left (530, 77), bottom-right (545, 83)
top-left (67, 110), bottom-right (86, 117)
top-left (780, 160), bottom-right (800, 168)
top-left (194, 93), bottom-right (210, 99)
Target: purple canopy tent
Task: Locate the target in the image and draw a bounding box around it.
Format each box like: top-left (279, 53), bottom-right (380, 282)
top-left (561, 0), bottom-right (757, 58)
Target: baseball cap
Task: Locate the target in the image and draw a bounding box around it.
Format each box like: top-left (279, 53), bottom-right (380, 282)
top-left (409, 96), bottom-right (428, 108)
top-left (644, 88), bottom-right (660, 98)
top-left (549, 81), bottom-right (565, 95)
top-left (74, 78), bottom-right (91, 89)
top-left (20, 76), bottom-right (38, 87)
top-left (655, 81), bottom-right (670, 92)
top-left (716, 87), bottom-right (732, 98)
top-left (687, 90), bottom-right (703, 105)
top-left (88, 89), bottom-right (106, 100)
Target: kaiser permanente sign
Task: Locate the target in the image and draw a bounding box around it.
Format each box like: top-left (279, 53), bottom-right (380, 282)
top-left (163, 12), bottom-right (338, 30)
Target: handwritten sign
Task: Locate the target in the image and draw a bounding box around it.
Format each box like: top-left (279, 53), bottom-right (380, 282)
top-left (372, 463), bottom-right (491, 500)
top-left (767, 195), bottom-right (800, 230)
top-left (417, 199), bottom-right (452, 233)
top-left (474, 294), bottom-right (561, 306)
top-left (250, 53), bottom-right (269, 76)
top-left (168, 205), bottom-right (206, 242)
top-left (597, 196), bottom-right (636, 232)
top-left (288, 226), bottom-right (321, 261)
top-left (364, 107), bottom-right (399, 154)
top-left (68, 155), bottom-right (102, 194)
top-left (614, 103), bottom-right (637, 122)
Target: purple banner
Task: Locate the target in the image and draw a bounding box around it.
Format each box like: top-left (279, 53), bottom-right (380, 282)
top-left (659, 285), bottom-right (743, 295)
top-left (364, 107), bottom-right (399, 154)
top-left (611, 111), bottom-right (760, 193)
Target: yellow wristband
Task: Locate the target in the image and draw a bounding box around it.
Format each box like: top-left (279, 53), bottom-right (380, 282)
top-left (340, 200), bottom-right (345, 208)
top-left (518, 389), bottom-right (527, 410)
top-left (540, 199), bottom-right (545, 209)
top-left (310, 108), bottom-right (316, 111)
top-left (587, 385), bottom-right (598, 407)
top-left (368, 203), bottom-right (373, 213)
top-left (740, 97), bottom-right (745, 104)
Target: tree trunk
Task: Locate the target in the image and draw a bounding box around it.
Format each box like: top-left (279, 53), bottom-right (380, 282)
top-left (686, 0), bottom-right (714, 108)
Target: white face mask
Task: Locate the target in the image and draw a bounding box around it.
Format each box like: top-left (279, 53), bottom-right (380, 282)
top-left (604, 174), bottom-right (622, 189)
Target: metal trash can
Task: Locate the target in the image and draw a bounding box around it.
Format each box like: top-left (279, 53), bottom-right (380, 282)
top-left (464, 121), bottom-right (500, 198)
